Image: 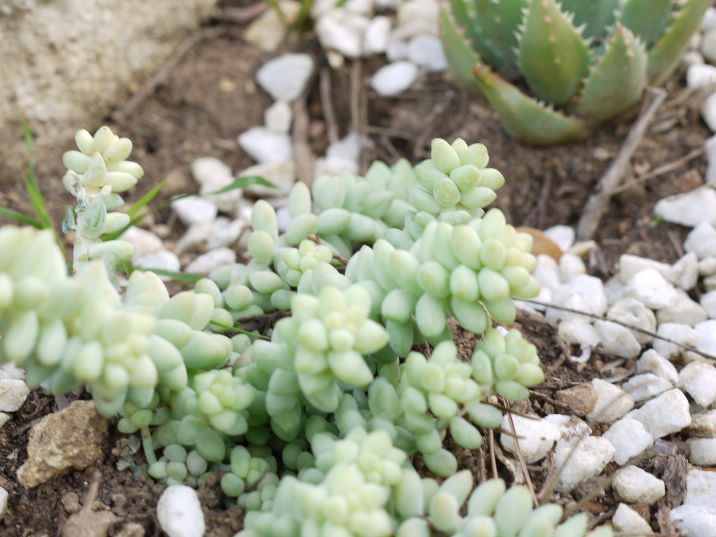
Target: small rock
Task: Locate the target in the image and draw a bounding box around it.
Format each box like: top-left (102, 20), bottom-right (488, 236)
top-left (239, 161), bottom-right (295, 197)
top-left (685, 223), bottom-right (716, 259)
top-left (554, 436), bottom-right (615, 492)
top-left (244, 2), bottom-right (298, 51)
top-left (653, 323), bottom-right (700, 360)
top-left (682, 50), bottom-right (706, 68)
top-left (122, 227), bottom-right (163, 257)
top-left (0, 363), bottom-right (25, 380)
top-left (700, 257), bottom-right (716, 276)
top-left (603, 417), bottom-right (653, 465)
top-left (703, 92), bottom-right (716, 133)
top-left (185, 248), bottom-right (236, 275)
top-left (395, 0), bottom-right (439, 38)
top-left (555, 384), bottom-right (597, 417)
top-left (408, 34), bottom-right (447, 71)
top-left (555, 275), bottom-right (607, 316)
top-left (499, 414), bottom-right (560, 463)
top-left (636, 349), bottom-right (679, 385)
top-left (593, 320), bottom-right (642, 359)
top-left (703, 28), bottom-right (716, 64)
top-left (191, 157), bottom-right (240, 214)
top-left (613, 465), bottom-right (665, 505)
top-left (0, 412), bottom-right (11, 429)
top-left (702, 7), bottom-right (716, 32)
top-left (264, 101), bottom-right (293, 134)
top-left (134, 250), bottom-right (181, 275)
top-left (17, 401), bottom-right (109, 487)
top-left (695, 320), bottom-right (716, 355)
top-left (543, 414), bottom-right (591, 441)
top-left (315, 131), bottom-right (362, 176)
top-left (0, 487), bottom-right (7, 520)
top-left (157, 485), bottom-right (205, 537)
top-left (172, 198), bottom-right (218, 226)
top-left (667, 253), bottom-right (700, 290)
top-left (706, 274), bottom-right (716, 291)
top-left (625, 268), bottom-right (678, 309)
top-left (686, 410), bottom-right (716, 437)
top-left (543, 225), bottom-right (575, 252)
top-left (532, 254), bottom-right (561, 291)
top-left (207, 219), bottom-right (245, 251)
top-left (670, 504), bottom-right (716, 537)
top-left (655, 187), bottom-right (716, 227)
top-left (607, 298), bottom-right (655, 345)
top-left (586, 379), bottom-right (635, 423)
top-left (256, 53), bottom-right (313, 101)
top-left (618, 254), bottom-right (670, 283)
top-left (386, 36), bottom-right (410, 61)
top-left (685, 469), bottom-right (716, 509)
top-left (62, 505), bottom-right (118, 537)
top-left (701, 290), bottom-right (716, 318)
top-left (687, 63), bottom-right (716, 88)
top-left (688, 438), bottom-right (716, 465)
top-left (558, 318), bottom-right (601, 348)
top-left (316, 11), bottom-right (367, 58)
top-left (657, 290), bottom-right (708, 327)
top-left (604, 276), bottom-right (626, 305)
top-left (622, 373), bottom-right (672, 402)
top-left (0, 378), bottom-right (29, 412)
top-left (628, 389), bottom-right (692, 439)
top-left (371, 61), bottom-right (419, 96)
top-left (558, 253), bottom-right (586, 282)
top-left (363, 16), bottom-right (391, 55)
top-left (679, 360), bottom-right (716, 407)
top-left (238, 127), bottom-right (293, 164)
top-left (612, 503), bottom-right (652, 534)
top-left (115, 522), bottom-right (145, 537)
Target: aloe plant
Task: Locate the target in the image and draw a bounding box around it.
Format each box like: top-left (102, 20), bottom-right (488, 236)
top-left (441, 0), bottom-right (710, 145)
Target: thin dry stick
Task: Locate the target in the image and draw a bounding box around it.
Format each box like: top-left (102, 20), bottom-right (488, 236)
top-left (577, 87), bottom-right (668, 240)
top-left (518, 297), bottom-right (716, 363)
top-left (506, 411), bottom-right (538, 506)
top-left (610, 147), bottom-right (704, 195)
top-left (349, 60), bottom-right (363, 135)
top-left (488, 429), bottom-right (498, 479)
top-left (293, 86), bottom-right (316, 186)
top-left (320, 68), bottom-right (340, 144)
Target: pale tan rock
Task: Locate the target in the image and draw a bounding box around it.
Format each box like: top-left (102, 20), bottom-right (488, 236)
top-left (17, 401), bottom-right (109, 488)
top-left (555, 384), bottom-right (597, 417)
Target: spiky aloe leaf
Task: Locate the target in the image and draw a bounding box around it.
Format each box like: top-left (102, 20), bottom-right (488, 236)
top-left (467, 0), bottom-right (527, 77)
top-left (517, 0), bottom-right (591, 107)
top-left (472, 64), bottom-right (591, 146)
top-left (619, 0), bottom-right (673, 47)
top-left (574, 24), bottom-right (647, 122)
top-left (440, 6), bottom-right (483, 95)
top-left (648, 0), bottom-right (712, 86)
top-left (558, 0), bottom-right (621, 40)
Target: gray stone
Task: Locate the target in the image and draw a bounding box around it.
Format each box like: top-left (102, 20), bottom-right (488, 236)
top-left (628, 389), bottom-right (692, 438)
top-left (587, 379), bottom-right (634, 423)
top-left (371, 61), bottom-right (419, 96)
top-left (685, 223), bottom-right (716, 259)
top-left (256, 54), bottom-right (314, 101)
top-left (671, 505), bottom-right (716, 537)
top-left (554, 436), bottom-right (614, 492)
top-left (636, 349), bottom-right (679, 385)
top-left (685, 469), bottom-right (716, 509)
top-left (622, 374), bottom-right (672, 402)
top-left (185, 248), bottom-right (236, 274)
top-left (603, 417), bottom-right (653, 465)
top-left (238, 127), bottom-right (293, 164)
top-left (607, 297), bottom-right (655, 345)
top-left (688, 438), bottom-right (716, 465)
top-left (613, 466), bottom-right (665, 505)
top-left (408, 34), bottom-right (447, 71)
top-left (679, 360), bottom-right (716, 408)
top-left (0, 379), bottom-right (29, 412)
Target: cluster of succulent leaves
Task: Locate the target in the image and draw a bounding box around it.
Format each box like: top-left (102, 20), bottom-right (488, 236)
top-left (440, 0), bottom-right (711, 145)
top-left (0, 127), bottom-right (612, 536)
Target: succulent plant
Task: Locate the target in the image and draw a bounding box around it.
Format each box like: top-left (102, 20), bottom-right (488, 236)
top-left (440, 0), bottom-right (711, 145)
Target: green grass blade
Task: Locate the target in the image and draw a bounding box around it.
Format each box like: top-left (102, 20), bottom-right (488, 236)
top-left (209, 320), bottom-right (270, 340)
top-left (206, 175), bottom-right (276, 195)
top-left (128, 177), bottom-right (169, 218)
top-left (21, 123), bottom-right (54, 230)
top-left (131, 266), bottom-right (204, 283)
top-left (0, 207), bottom-right (44, 228)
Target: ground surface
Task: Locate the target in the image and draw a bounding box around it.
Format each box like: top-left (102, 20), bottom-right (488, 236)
top-left (0, 5), bottom-right (711, 537)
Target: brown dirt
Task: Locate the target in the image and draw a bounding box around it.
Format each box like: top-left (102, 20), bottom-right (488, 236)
top-left (0, 4), bottom-right (710, 536)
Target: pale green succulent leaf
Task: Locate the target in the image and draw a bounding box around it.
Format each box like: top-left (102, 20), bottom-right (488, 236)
top-left (558, 0), bottom-right (620, 39)
top-left (574, 23), bottom-right (647, 122)
top-left (619, 0), bottom-right (673, 47)
top-left (472, 64), bottom-right (591, 145)
top-left (518, 0), bottom-right (591, 107)
top-left (440, 6), bottom-right (483, 96)
top-left (648, 0), bottom-right (712, 85)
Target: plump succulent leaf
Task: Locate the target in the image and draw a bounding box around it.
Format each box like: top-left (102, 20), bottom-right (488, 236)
top-left (559, 0), bottom-right (621, 40)
top-left (440, 6), bottom-right (484, 96)
top-left (619, 0), bottom-right (673, 48)
top-left (574, 24), bottom-right (647, 122)
top-left (517, 0), bottom-right (591, 107)
top-left (648, 0), bottom-right (712, 85)
top-left (472, 64), bottom-right (591, 145)
top-left (468, 0), bottom-right (527, 77)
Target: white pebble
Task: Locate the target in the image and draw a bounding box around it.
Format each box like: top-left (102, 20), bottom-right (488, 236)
top-left (363, 16), bottom-right (392, 55)
top-left (604, 276), bottom-right (626, 305)
top-left (679, 360), bottom-right (716, 407)
top-left (657, 290), bottom-right (708, 327)
top-left (239, 161), bottom-right (295, 198)
top-left (687, 63), bottom-right (716, 88)
top-left (701, 290), bottom-right (716, 318)
top-left (191, 157), bottom-right (240, 213)
top-left (316, 12), bottom-right (366, 58)
top-left (700, 257), bottom-right (716, 276)
top-left (396, 0), bottom-right (439, 38)
top-left (685, 223), bottom-right (716, 259)
top-left (0, 379), bottom-right (29, 412)
top-left (653, 323), bottom-right (700, 360)
top-left (682, 50), bottom-right (705, 69)
top-left (703, 92), bottom-right (716, 133)
top-left (408, 34), bottom-right (447, 71)
top-left (543, 225), bottom-right (575, 252)
top-left (264, 101), bottom-right (293, 134)
top-left (671, 505), bottom-right (716, 537)
top-left (607, 298), bottom-right (655, 345)
top-left (622, 374), bottom-right (672, 402)
top-left (667, 253), bottom-right (700, 291)
top-left (554, 436), bottom-right (615, 492)
top-left (172, 198), bottom-right (218, 226)
top-left (532, 254), bottom-right (561, 291)
top-left (586, 379), bottom-right (634, 423)
top-left (0, 363), bottom-right (24, 380)
top-left (555, 275), bottom-right (607, 316)
top-left (613, 465), bottom-right (665, 505)
top-left (238, 127), bottom-right (293, 164)
top-left (0, 412), bottom-right (11, 429)
top-left (685, 469), bottom-right (716, 509)
top-left (625, 268), bottom-right (678, 309)
top-left (558, 253), bottom-right (586, 282)
top-left (636, 349), bottom-right (679, 385)
top-left (688, 438), bottom-right (716, 465)
top-left (371, 61), bottom-right (419, 96)
top-left (593, 320), bottom-right (642, 359)
top-left (123, 227), bottom-right (164, 257)
top-left (157, 485), bottom-right (205, 537)
top-left (655, 187), bottom-right (716, 227)
top-left (499, 414), bottom-right (559, 463)
top-left (702, 7), bottom-right (716, 32)
top-left (257, 53), bottom-right (314, 101)
top-left (186, 248), bottom-right (236, 275)
top-left (603, 417), bottom-right (653, 465)
top-left (134, 250), bottom-right (181, 276)
top-left (687, 410), bottom-right (716, 438)
top-left (558, 318), bottom-right (601, 348)
top-left (703, 28), bottom-right (716, 64)
top-left (543, 414), bottom-right (591, 442)
top-left (695, 320), bottom-right (716, 356)
top-left (618, 254), bottom-right (669, 283)
top-left (386, 36), bottom-right (410, 61)
top-left (628, 389), bottom-right (692, 439)
top-left (612, 503), bottom-right (652, 534)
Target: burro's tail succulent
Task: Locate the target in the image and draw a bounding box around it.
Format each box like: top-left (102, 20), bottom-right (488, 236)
top-left (440, 0), bottom-right (710, 145)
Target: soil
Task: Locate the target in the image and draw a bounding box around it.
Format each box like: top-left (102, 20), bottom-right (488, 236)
top-left (0, 4), bottom-right (710, 536)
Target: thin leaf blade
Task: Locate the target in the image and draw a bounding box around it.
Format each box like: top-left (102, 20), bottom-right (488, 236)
top-left (128, 177), bottom-right (169, 218)
top-left (0, 207), bottom-right (44, 228)
top-left (21, 123), bottom-right (53, 230)
top-left (131, 266), bottom-right (204, 283)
